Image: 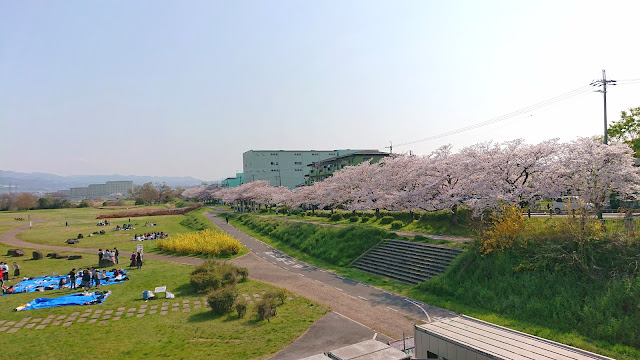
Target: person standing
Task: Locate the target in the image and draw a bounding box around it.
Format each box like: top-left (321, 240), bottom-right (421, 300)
top-left (1, 262), bottom-right (8, 282)
top-left (81, 268), bottom-right (91, 289)
top-left (129, 252), bottom-right (137, 268)
top-left (0, 264), bottom-right (4, 287)
top-left (114, 247), bottom-right (119, 264)
top-left (13, 262), bottom-right (20, 278)
top-left (225, 216), bottom-right (229, 224)
top-left (92, 267), bottom-right (100, 288)
top-left (65, 221), bottom-right (68, 227)
top-left (98, 249), bottom-right (103, 262)
top-left (68, 268), bottom-right (76, 290)
top-left (136, 252), bottom-right (142, 269)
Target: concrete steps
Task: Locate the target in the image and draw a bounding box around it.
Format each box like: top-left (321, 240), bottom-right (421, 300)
top-left (352, 239), bottom-right (463, 284)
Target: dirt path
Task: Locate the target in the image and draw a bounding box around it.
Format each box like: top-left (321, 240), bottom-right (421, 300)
top-left (0, 218), bottom-right (418, 339)
top-left (254, 214), bottom-right (473, 243)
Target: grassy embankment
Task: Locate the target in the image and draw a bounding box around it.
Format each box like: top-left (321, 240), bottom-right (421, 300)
top-left (256, 208), bottom-right (476, 238)
top-left (0, 209), bottom-right (327, 360)
top-left (222, 211), bottom-right (640, 360)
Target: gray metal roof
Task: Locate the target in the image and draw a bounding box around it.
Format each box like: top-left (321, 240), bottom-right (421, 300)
top-left (328, 339), bottom-right (410, 360)
top-left (415, 316), bottom-right (614, 360)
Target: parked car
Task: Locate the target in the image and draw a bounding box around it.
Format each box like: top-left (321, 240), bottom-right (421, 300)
top-left (552, 196), bottom-right (594, 214)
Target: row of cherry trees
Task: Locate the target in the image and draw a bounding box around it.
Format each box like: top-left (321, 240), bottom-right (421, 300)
top-left (184, 138), bottom-right (640, 217)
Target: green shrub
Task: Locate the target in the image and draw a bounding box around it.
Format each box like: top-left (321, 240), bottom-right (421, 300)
top-left (380, 216), bottom-right (394, 225)
top-left (350, 216), bottom-right (359, 222)
top-left (190, 260), bottom-right (243, 292)
top-left (390, 220), bottom-right (404, 230)
top-left (329, 213), bottom-right (342, 221)
top-left (360, 217), bottom-right (369, 223)
top-left (236, 267), bottom-right (248, 281)
top-left (134, 198), bottom-right (144, 205)
top-left (255, 295), bottom-right (279, 322)
top-left (207, 286), bottom-right (237, 315)
top-left (190, 272), bottom-right (222, 292)
top-left (235, 299), bottom-right (248, 318)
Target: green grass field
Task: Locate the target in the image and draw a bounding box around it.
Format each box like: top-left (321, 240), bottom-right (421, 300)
top-left (6, 207), bottom-right (220, 253)
top-left (0, 207), bottom-right (328, 359)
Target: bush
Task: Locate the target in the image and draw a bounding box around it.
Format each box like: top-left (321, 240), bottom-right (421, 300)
top-left (350, 216), bottom-right (359, 222)
top-left (380, 216), bottom-right (394, 225)
top-left (77, 200), bottom-right (90, 208)
top-left (390, 220), bottom-right (404, 230)
top-left (158, 229), bottom-right (243, 256)
top-left (134, 198), bottom-right (144, 205)
top-left (190, 260), bottom-right (244, 292)
top-left (255, 295), bottom-right (279, 322)
top-left (360, 217), bottom-right (369, 223)
top-left (236, 267), bottom-right (248, 281)
top-left (329, 213), bottom-right (342, 221)
top-left (190, 271), bottom-right (222, 292)
top-left (235, 299), bottom-right (248, 318)
top-left (207, 286), bottom-right (237, 315)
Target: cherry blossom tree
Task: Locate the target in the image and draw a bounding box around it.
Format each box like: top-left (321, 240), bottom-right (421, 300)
top-left (550, 137), bottom-right (640, 219)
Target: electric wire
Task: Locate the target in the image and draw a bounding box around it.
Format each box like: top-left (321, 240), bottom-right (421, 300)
top-left (395, 85), bottom-right (594, 147)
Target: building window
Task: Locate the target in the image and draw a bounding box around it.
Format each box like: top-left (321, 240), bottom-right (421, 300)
top-left (295, 169), bottom-right (302, 172)
top-left (312, 153), bottom-right (319, 156)
top-left (271, 162), bottom-right (278, 165)
top-left (294, 153), bottom-right (301, 156)
top-left (294, 161), bottom-right (302, 165)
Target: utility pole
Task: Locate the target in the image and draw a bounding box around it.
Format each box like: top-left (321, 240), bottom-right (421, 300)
top-left (385, 141), bottom-right (393, 154)
top-left (590, 69), bottom-right (616, 144)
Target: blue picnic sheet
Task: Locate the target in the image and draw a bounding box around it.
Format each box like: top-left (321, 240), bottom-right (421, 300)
top-left (16, 291), bottom-right (111, 311)
top-left (5, 270), bottom-right (127, 295)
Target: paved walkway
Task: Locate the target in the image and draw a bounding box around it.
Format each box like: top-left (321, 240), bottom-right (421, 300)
top-left (254, 214), bottom-right (474, 243)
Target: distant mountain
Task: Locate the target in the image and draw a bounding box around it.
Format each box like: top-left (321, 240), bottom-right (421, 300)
top-left (0, 170), bottom-right (204, 194)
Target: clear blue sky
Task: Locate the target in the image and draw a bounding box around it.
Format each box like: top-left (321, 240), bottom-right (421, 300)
top-left (1, 0), bottom-right (639, 181)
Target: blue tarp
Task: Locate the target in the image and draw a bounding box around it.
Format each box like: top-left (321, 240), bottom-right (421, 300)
top-left (16, 291), bottom-right (111, 311)
top-left (5, 270), bottom-right (127, 295)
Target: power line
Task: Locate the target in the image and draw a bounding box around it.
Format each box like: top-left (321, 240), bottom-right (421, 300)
top-left (395, 85), bottom-right (594, 147)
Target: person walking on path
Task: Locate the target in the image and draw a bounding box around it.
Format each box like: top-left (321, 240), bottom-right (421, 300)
top-left (114, 247), bottom-right (119, 264)
top-left (136, 251), bottom-right (143, 269)
top-left (13, 262), bottom-right (19, 278)
top-left (225, 216), bottom-right (229, 224)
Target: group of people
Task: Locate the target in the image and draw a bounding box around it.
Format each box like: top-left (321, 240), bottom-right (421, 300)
top-left (98, 248), bottom-right (119, 264)
top-left (0, 262), bottom-right (19, 286)
top-left (115, 224), bottom-right (133, 231)
top-left (131, 232), bottom-right (167, 241)
top-left (129, 251), bottom-right (143, 269)
top-left (64, 267), bottom-right (124, 290)
top-left (96, 219), bottom-right (111, 226)
top-left (144, 222), bottom-right (157, 227)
